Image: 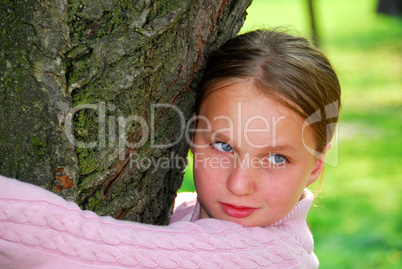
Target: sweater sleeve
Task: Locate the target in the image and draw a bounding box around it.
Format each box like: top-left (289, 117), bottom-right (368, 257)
top-left (0, 175), bottom-right (318, 269)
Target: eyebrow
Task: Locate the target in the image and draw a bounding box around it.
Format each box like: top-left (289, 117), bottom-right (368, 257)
top-left (206, 130), bottom-right (232, 143)
top-left (206, 130), bottom-right (298, 152)
top-left (265, 145), bottom-right (298, 152)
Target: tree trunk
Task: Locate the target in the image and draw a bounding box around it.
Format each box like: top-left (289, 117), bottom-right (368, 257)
top-left (0, 0), bottom-right (252, 225)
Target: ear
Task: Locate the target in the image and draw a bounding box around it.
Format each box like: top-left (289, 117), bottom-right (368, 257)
top-left (306, 143), bottom-right (331, 186)
top-left (189, 113), bottom-right (197, 154)
top-left (190, 141), bottom-right (194, 155)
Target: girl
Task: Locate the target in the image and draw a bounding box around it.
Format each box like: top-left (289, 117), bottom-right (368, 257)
top-left (0, 29), bottom-right (341, 268)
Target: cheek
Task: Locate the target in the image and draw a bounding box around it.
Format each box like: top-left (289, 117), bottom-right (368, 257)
top-left (194, 168), bottom-right (220, 206)
top-left (193, 155), bottom-right (229, 191)
top-left (260, 166), bottom-right (310, 201)
top-left (194, 162), bottom-right (225, 185)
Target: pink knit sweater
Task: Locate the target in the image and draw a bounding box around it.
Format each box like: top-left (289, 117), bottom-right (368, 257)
top-left (0, 175), bottom-right (319, 268)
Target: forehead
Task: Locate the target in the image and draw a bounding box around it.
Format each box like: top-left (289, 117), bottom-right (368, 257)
top-left (199, 80), bottom-right (299, 124)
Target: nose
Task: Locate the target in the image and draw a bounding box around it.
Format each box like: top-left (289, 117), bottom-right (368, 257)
top-left (226, 164), bottom-right (256, 196)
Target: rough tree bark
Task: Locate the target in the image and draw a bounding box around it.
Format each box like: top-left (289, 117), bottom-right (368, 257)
top-left (0, 0), bottom-right (252, 225)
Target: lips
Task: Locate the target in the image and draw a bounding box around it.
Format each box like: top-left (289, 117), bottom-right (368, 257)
top-left (220, 203), bottom-right (259, 218)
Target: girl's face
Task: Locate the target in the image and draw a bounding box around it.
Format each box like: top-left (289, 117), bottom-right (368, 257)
top-left (191, 79), bottom-right (326, 227)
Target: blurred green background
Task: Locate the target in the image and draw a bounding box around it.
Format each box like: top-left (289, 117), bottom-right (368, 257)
top-left (179, 0), bottom-right (402, 268)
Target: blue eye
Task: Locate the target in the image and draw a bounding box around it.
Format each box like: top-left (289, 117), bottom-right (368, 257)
top-left (266, 154), bottom-right (287, 164)
top-left (213, 142), bottom-right (233, 153)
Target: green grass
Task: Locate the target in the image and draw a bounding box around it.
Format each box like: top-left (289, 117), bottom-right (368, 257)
top-left (180, 0), bottom-right (402, 267)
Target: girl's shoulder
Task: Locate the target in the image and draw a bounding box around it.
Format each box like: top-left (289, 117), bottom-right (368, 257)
top-left (169, 192), bottom-right (198, 223)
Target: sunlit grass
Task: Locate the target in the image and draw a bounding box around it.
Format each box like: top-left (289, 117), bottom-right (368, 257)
top-left (180, 0), bottom-right (402, 267)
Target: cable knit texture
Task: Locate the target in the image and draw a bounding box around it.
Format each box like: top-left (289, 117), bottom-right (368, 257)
top-left (0, 175), bottom-right (319, 268)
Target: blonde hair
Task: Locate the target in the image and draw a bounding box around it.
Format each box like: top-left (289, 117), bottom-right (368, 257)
top-left (196, 29), bottom-right (341, 153)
